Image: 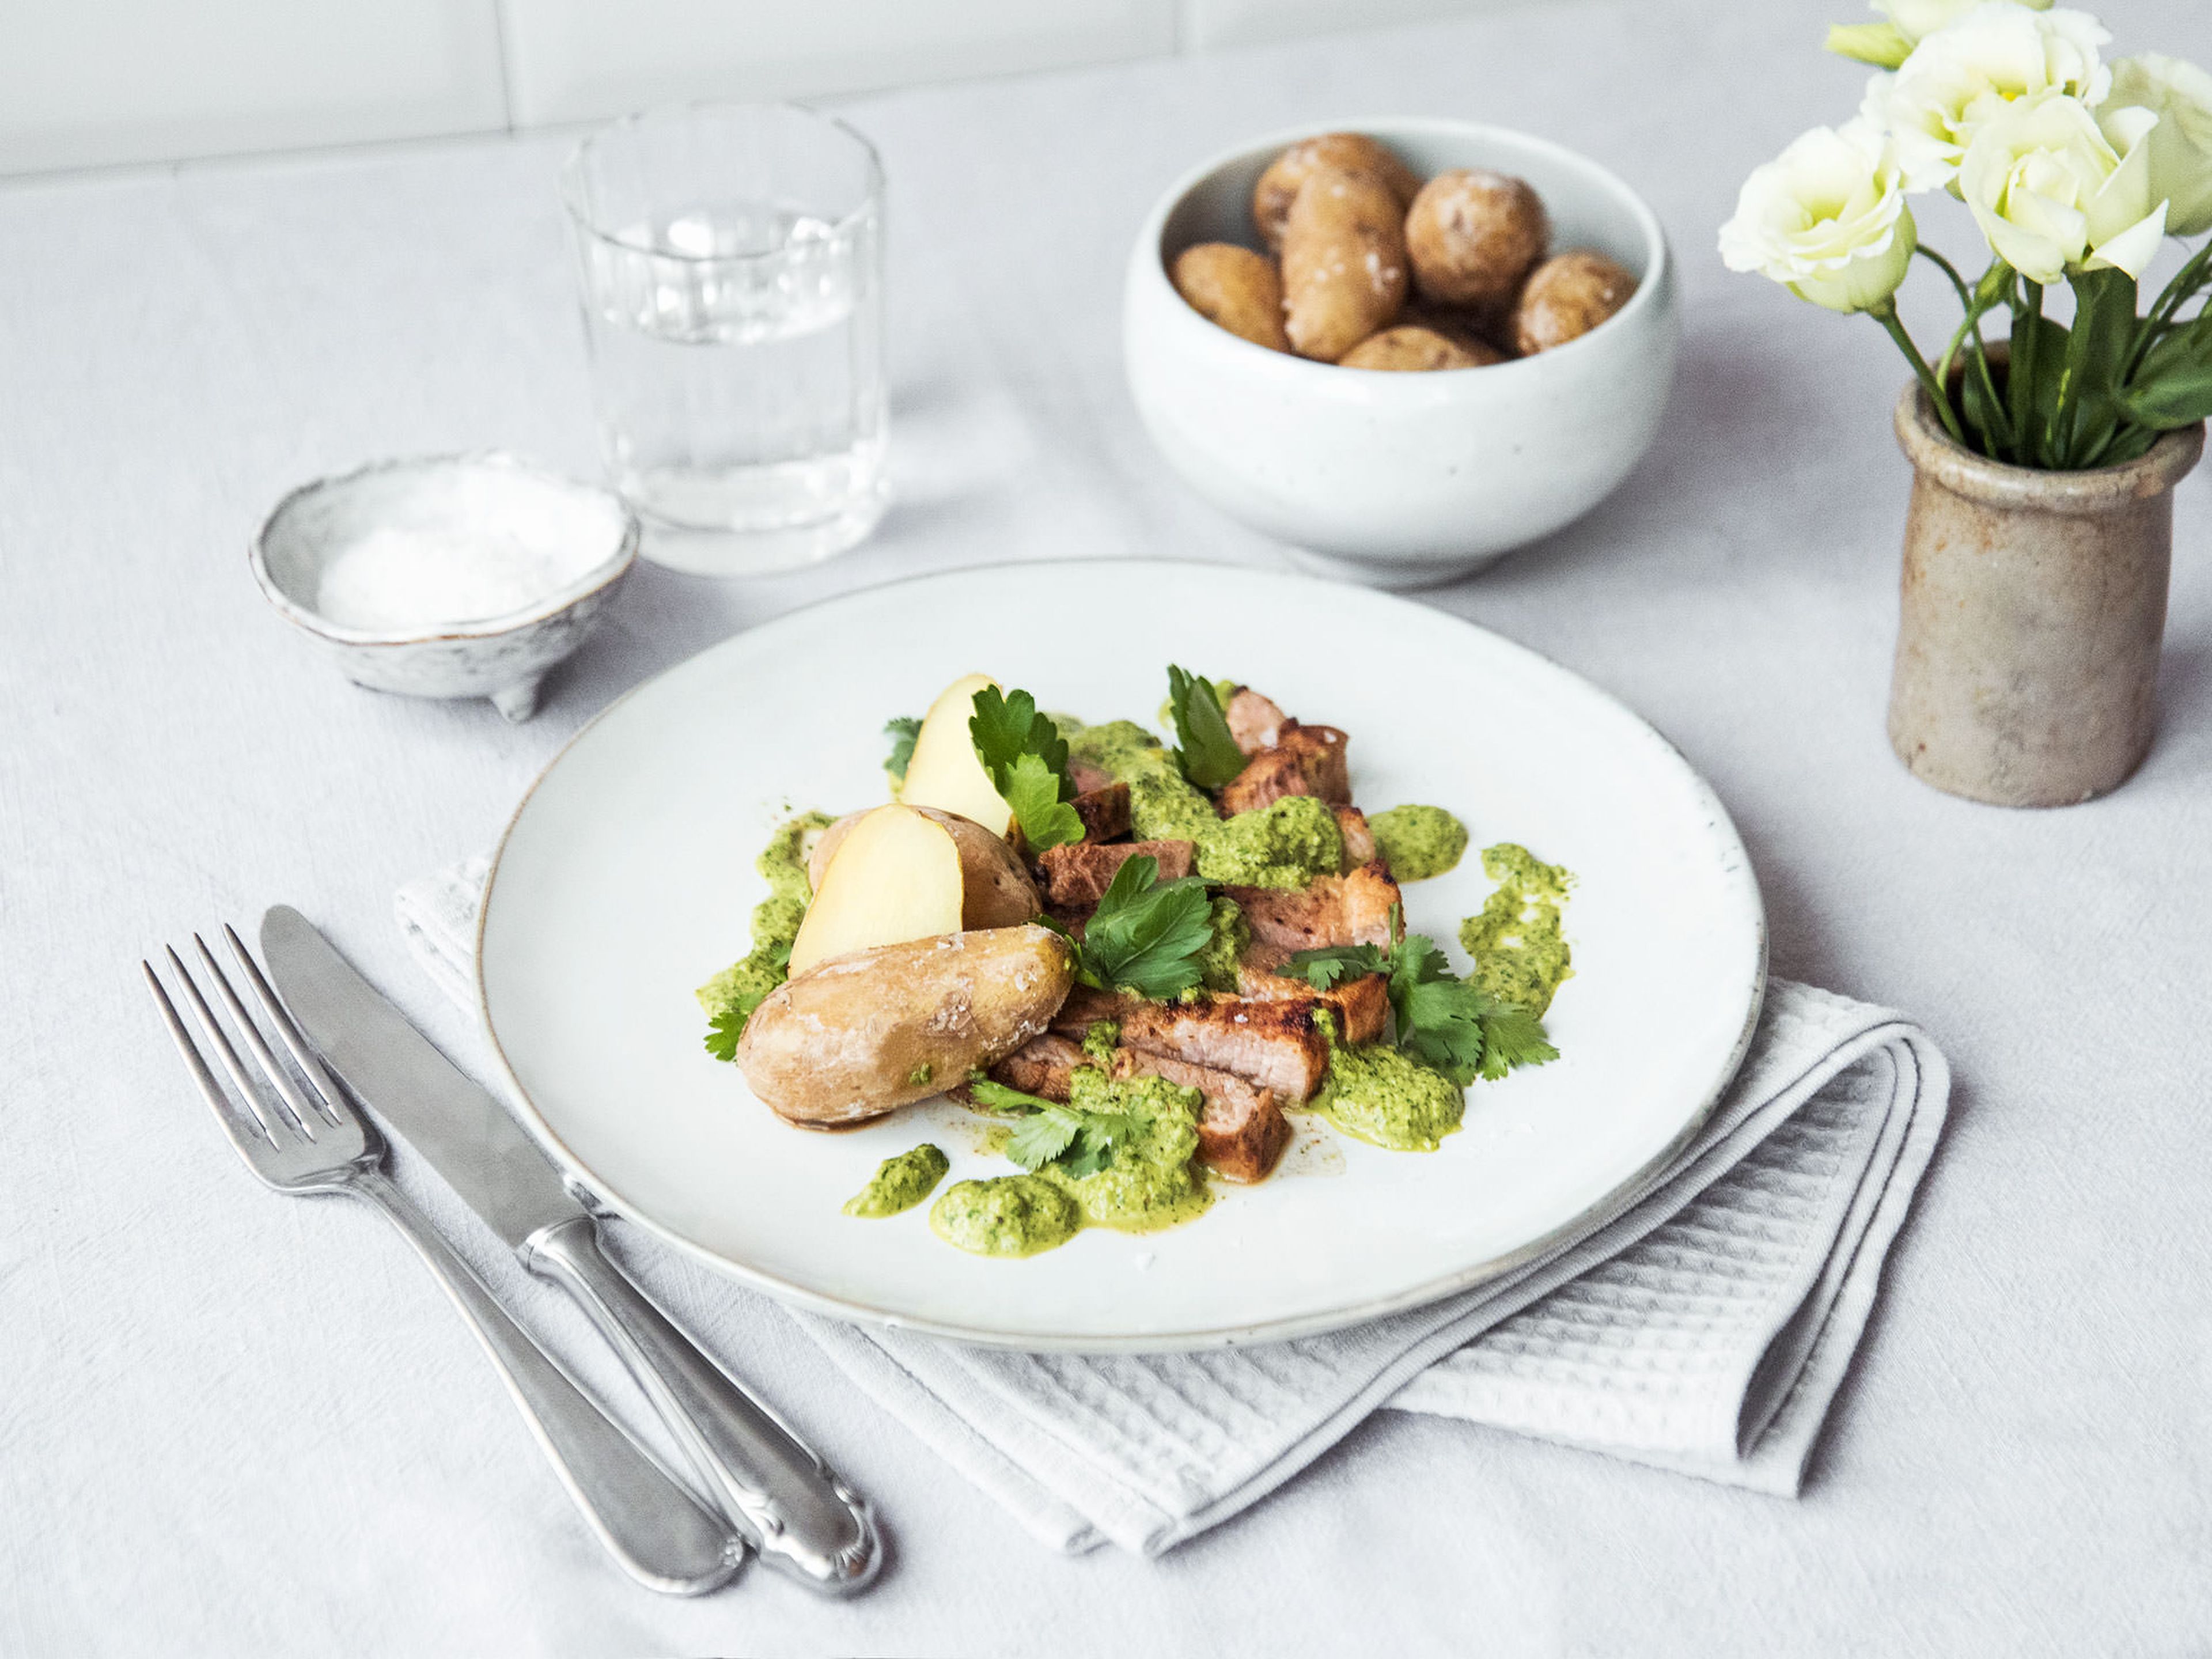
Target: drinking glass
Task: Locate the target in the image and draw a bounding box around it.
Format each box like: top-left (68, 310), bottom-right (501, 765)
top-left (562, 104), bottom-right (888, 576)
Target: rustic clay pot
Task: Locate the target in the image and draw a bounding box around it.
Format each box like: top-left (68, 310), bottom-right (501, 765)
top-left (1888, 384), bottom-right (2204, 806)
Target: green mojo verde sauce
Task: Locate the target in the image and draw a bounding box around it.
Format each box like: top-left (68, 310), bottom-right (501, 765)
top-left (1305, 1010), bottom-right (1467, 1152)
top-left (1195, 896), bottom-right (1250, 993)
top-left (1369, 805), bottom-right (1469, 881)
top-left (1065, 719), bottom-right (1218, 842)
top-left (1459, 843), bottom-right (1575, 1016)
top-left (696, 809), bottom-right (834, 1029)
top-left (842, 1143), bottom-right (950, 1218)
top-left (929, 1069), bottom-right (1212, 1256)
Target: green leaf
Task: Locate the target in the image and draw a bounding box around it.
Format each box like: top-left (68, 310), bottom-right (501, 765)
top-left (1001, 1097), bottom-right (1148, 1176)
top-left (2052, 268), bottom-right (2138, 467)
top-left (2009, 293), bottom-right (2068, 468)
top-left (1284, 943), bottom-right (1389, 989)
top-left (1476, 1003), bottom-right (1559, 1081)
top-left (1395, 973), bottom-right (1490, 1085)
top-left (703, 1006), bottom-right (747, 1062)
top-left (2116, 319), bottom-right (2212, 430)
top-left (1000, 752), bottom-right (1085, 853)
top-left (882, 715), bottom-right (922, 785)
top-left (1166, 665), bottom-right (1247, 790)
top-left (1078, 855), bottom-right (1216, 999)
top-left (1006, 1104), bottom-right (1082, 1169)
top-left (1824, 20), bottom-right (1910, 66)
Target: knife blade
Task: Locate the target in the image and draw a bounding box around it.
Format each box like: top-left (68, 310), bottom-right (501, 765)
top-left (259, 905), bottom-right (881, 1596)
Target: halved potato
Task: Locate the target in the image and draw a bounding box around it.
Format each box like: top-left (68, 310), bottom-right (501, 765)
top-left (786, 805), bottom-right (963, 976)
top-left (808, 806), bottom-right (1041, 929)
top-left (896, 673), bottom-right (1013, 835)
top-left (738, 925), bottom-right (1076, 1127)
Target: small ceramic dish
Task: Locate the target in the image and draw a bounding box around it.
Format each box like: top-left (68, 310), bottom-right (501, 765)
top-left (250, 453), bottom-right (638, 722)
top-left (1123, 118), bottom-right (1680, 588)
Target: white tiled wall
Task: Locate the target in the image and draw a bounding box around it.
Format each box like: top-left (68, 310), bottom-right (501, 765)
top-left (0, 0), bottom-right (1541, 177)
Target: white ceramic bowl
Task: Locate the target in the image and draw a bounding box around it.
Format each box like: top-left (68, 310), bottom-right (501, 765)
top-left (1123, 119), bottom-right (1680, 587)
top-left (251, 453), bottom-right (638, 722)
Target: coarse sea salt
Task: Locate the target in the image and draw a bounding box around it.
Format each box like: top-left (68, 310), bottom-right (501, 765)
top-left (315, 522), bottom-right (574, 630)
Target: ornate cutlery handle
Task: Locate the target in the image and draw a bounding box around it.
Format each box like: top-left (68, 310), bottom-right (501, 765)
top-left (525, 1216), bottom-right (881, 1596)
top-left (346, 1169), bottom-right (741, 1595)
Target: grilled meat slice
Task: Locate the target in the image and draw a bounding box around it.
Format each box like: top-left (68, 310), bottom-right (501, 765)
top-left (1049, 986), bottom-right (1143, 1036)
top-left (1225, 861), bottom-right (1402, 954)
top-left (1115, 997), bottom-right (1330, 1103)
top-left (1071, 782), bottom-right (1132, 844)
top-left (1037, 839), bottom-right (1196, 910)
top-left (1335, 805), bottom-right (1376, 866)
top-left (1236, 967), bottom-right (1390, 1046)
top-left (1217, 725), bottom-right (1351, 815)
top-left (982, 1032), bottom-right (1086, 1101)
top-left (1110, 1050), bottom-right (1289, 1183)
top-left (1069, 759), bottom-right (1115, 796)
top-left (1225, 687), bottom-right (1291, 755)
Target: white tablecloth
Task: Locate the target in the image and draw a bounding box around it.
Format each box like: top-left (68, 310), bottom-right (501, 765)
top-left (5, 0), bottom-right (2210, 1651)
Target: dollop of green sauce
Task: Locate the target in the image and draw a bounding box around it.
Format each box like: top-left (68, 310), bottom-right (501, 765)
top-left (1459, 843), bottom-right (1575, 1016)
top-left (931, 1069), bottom-right (1213, 1256)
top-left (930, 1176), bottom-right (1081, 1256)
top-left (1195, 896), bottom-right (1250, 993)
top-left (1369, 805), bottom-right (1469, 881)
top-left (1306, 1010), bottom-right (1467, 1152)
top-left (1081, 1021), bottom-right (1120, 1066)
top-left (696, 810), bottom-right (834, 1027)
top-left (842, 1143), bottom-right (950, 1218)
top-left (1064, 721), bottom-right (1343, 889)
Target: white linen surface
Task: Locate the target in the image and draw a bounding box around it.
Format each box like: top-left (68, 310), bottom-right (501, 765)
top-left (400, 858), bottom-right (1948, 1555)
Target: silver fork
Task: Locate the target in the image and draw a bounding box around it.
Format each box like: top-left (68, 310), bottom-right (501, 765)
top-left (144, 927), bottom-right (743, 1596)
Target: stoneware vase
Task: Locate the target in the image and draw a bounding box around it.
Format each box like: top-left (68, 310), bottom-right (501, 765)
top-left (1888, 383), bottom-right (2204, 807)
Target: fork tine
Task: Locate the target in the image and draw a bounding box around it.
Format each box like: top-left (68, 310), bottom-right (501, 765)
top-left (161, 944), bottom-right (296, 1145)
top-left (221, 922), bottom-right (347, 1129)
top-left (190, 932), bottom-right (325, 1142)
top-left (143, 959), bottom-right (279, 1146)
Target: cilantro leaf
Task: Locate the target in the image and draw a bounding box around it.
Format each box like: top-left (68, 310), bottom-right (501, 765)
top-left (969, 685), bottom-right (1082, 853)
top-left (882, 715), bottom-right (922, 784)
top-left (1476, 1003), bottom-right (1559, 1081)
top-left (1166, 665), bottom-right (1247, 791)
top-left (1077, 855), bottom-right (1216, 999)
top-left (1393, 972), bottom-right (1490, 1085)
top-left (1006, 1104), bottom-right (1083, 1169)
top-left (703, 1007), bottom-right (745, 1061)
top-left (1000, 752), bottom-right (1085, 853)
top-left (1284, 943), bottom-right (1388, 990)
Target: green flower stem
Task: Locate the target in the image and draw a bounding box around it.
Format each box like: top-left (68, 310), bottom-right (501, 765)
top-left (2126, 240), bottom-right (2212, 380)
top-left (1870, 299), bottom-right (1965, 445)
top-left (1915, 245), bottom-right (1974, 310)
top-left (2010, 281), bottom-right (2045, 468)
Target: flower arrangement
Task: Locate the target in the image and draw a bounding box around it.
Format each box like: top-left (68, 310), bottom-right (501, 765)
top-left (1719, 0), bottom-right (2212, 471)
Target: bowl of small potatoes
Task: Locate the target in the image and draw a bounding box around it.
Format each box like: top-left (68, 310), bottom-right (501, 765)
top-left (1123, 119), bottom-right (1679, 586)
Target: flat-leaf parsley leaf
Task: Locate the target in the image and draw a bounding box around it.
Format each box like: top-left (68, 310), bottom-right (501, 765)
top-left (882, 715), bottom-right (922, 784)
top-left (1166, 665), bottom-right (1247, 791)
top-left (1069, 854), bottom-right (1216, 999)
top-left (969, 686), bottom-right (1084, 852)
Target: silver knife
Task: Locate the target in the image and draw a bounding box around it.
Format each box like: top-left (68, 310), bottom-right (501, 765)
top-left (260, 905), bottom-right (882, 1597)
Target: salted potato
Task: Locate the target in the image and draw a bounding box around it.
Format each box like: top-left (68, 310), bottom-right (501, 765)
top-left (1281, 170), bottom-right (1409, 362)
top-left (788, 806), bottom-right (964, 976)
top-left (809, 805), bottom-right (1041, 929)
top-left (1252, 133), bottom-right (1419, 253)
top-left (1513, 249), bottom-right (1638, 355)
top-left (897, 672), bottom-right (1013, 835)
top-left (738, 925), bottom-right (1075, 1127)
top-left (1404, 169), bottom-right (1549, 310)
top-left (1339, 325), bottom-right (1501, 372)
top-left (1171, 244), bottom-right (1289, 351)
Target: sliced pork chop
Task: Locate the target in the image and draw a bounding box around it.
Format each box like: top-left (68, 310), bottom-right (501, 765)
top-left (1036, 839), bottom-right (1198, 910)
top-left (982, 1032), bottom-right (1086, 1101)
top-left (1071, 782), bottom-right (1132, 844)
top-left (1116, 997), bottom-right (1330, 1103)
top-left (1236, 966), bottom-right (1390, 1046)
top-left (1335, 805), bottom-right (1377, 866)
top-left (1110, 1050), bottom-right (1290, 1183)
top-left (1218, 725), bottom-right (1351, 815)
top-left (1225, 687), bottom-right (1291, 755)
top-left (1225, 861), bottom-right (1402, 954)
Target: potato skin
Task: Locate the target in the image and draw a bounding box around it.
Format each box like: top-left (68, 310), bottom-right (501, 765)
top-left (1171, 244), bottom-right (1289, 352)
top-left (738, 925), bottom-right (1074, 1128)
top-left (809, 806), bottom-right (1040, 929)
top-left (1338, 324), bottom-right (1501, 372)
top-left (1513, 249), bottom-right (1638, 355)
top-left (1281, 170), bottom-right (1409, 363)
top-left (1405, 169), bottom-right (1549, 310)
top-left (1252, 133), bottom-right (1420, 254)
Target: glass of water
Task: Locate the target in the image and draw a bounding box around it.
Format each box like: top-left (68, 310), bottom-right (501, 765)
top-left (562, 104), bottom-right (888, 576)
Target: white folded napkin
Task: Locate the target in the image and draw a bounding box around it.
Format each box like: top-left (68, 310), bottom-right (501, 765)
top-left (399, 859), bottom-right (1949, 1556)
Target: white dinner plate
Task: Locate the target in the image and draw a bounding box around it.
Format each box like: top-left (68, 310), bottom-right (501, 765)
top-left (479, 561), bottom-right (1765, 1351)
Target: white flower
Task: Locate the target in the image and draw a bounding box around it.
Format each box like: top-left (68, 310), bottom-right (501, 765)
top-left (1874, 0), bottom-right (2050, 48)
top-left (1719, 120), bottom-right (1919, 313)
top-left (1958, 90), bottom-right (2166, 282)
top-left (1869, 2), bottom-right (2111, 190)
top-left (2105, 54), bottom-right (2212, 236)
